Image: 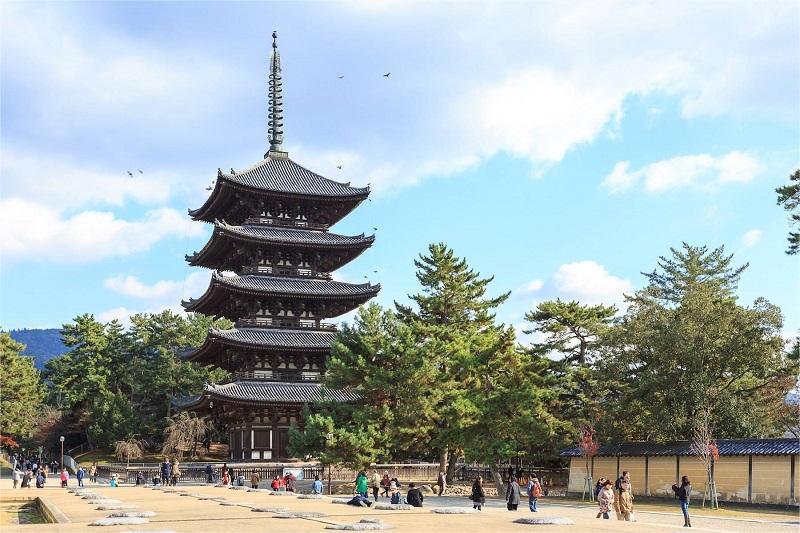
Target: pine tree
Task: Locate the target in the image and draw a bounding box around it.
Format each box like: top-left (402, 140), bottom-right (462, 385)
top-left (0, 332), bottom-right (46, 438)
top-left (605, 244), bottom-right (797, 440)
top-left (396, 243), bottom-right (510, 477)
top-left (776, 169), bottom-right (800, 255)
top-left (523, 300), bottom-right (616, 441)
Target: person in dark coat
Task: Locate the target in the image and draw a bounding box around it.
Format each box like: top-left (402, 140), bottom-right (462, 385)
top-left (471, 476), bottom-right (486, 511)
top-left (205, 464), bottom-right (214, 484)
top-left (672, 476), bottom-right (692, 527)
top-left (160, 460), bottom-right (172, 485)
top-left (506, 476), bottom-right (521, 511)
top-left (406, 482), bottom-right (424, 507)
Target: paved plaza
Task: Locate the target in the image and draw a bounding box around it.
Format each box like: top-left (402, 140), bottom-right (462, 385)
top-left (1, 483), bottom-right (797, 533)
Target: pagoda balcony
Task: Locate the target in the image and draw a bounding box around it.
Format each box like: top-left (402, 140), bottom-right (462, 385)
top-left (244, 216), bottom-right (329, 231)
top-left (236, 317), bottom-right (338, 331)
top-left (239, 265), bottom-right (332, 280)
top-left (234, 370), bottom-right (321, 382)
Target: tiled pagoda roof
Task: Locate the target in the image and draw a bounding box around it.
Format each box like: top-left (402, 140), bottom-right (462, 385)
top-left (184, 327), bottom-right (336, 362)
top-left (185, 222), bottom-right (374, 266)
top-left (175, 380), bottom-right (358, 408)
top-left (182, 273), bottom-right (379, 313)
top-left (223, 157), bottom-right (369, 197)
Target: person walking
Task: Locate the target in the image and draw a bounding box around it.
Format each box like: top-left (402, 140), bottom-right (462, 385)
top-left (370, 469), bottom-right (381, 500)
top-left (437, 470), bottom-right (446, 496)
top-left (250, 471), bottom-right (260, 489)
top-left (597, 480), bottom-right (615, 519)
top-left (59, 468), bottom-right (68, 488)
top-left (285, 472), bottom-right (296, 492)
top-left (618, 483), bottom-right (634, 521)
top-left (471, 476), bottom-right (486, 511)
top-left (171, 460), bottom-right (180, 486)
top-left (21, 469), bottom-right (31, 489)
top-left (76, 466), bottom-right (85, 487)
top-left (12, 468), bottom-right (21, 489)
top-left (406, 482), bottom-right (424, 507)
top-left (312, 475), bottom-right (324, 494)
top-left (672, 476), bottom-right (692, 527)
top-left (614, 471), bottom-right (630, 519)
top-left (136, 471), bottom-right (145, 486)
top-left (380, 471), bottom-right (391, 498)
top-left (89, 463), bottom-right (97, 484)
top-left (205, 464), bottom-right (214, 484)
top-left (527, 476), bottom-right (543, 512)
top-left (506, 476), bottom-right (521, 511)
top-left (355, 471), bottom-right (368, 498)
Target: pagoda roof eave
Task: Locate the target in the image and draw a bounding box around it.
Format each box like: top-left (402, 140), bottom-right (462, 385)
top-left (185, 222), bottom-right (375, 267)
top-left (184, 327), bottom-right (336, 362)
top-left (182, 274), bottom-right (380, 314)
top-left (188, 156), bottom-right (370, 221)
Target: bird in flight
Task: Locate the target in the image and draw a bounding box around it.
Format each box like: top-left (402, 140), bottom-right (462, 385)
top-left (337, 75), bottom-right (344, 79)
top-left (127, 171), bottom-right (133, 177)
top-left (373, 227), bottom-right (378, 231)
top-left (137, 169), bottom-right (143, 174)
top-left (383, 72), bottom-right (391, 77)
top-left (337, 165), bottom-right (342, 170)
top-left (205, 186), bottom-right (213, 191)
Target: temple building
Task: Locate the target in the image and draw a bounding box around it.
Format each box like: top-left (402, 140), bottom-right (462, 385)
top-left (178, 32), bottom-right (379, 460)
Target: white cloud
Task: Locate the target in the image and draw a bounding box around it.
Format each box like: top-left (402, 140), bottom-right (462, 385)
top-left (516, 261), bottom-right (632, 313)
top-left (104, 271), bottom-right (210, 301)
top-left (2, 4), bottom-right (236, 133)
top-left (742, 229), bottom-right (763, 247)
top-left (2, 148), bottom-right (172, 209)
top-left (98, 271), bottom-right (212, 326)
top-left (601, 151), bottom-right (761, 193)
top-left (552, 261), bottom-right (633, 307)
top-left (0, 199), bottom-right (205, 263)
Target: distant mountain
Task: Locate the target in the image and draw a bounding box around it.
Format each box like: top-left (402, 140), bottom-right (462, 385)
top-left (8, 328), bottom-right (68, 369)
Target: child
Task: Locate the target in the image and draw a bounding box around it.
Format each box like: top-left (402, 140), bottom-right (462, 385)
top-left (60, 468), bottom-right (68, 488)
top-left (390, 482), bottom-right (403, 504)
top-left (110, 473), bottom-right (119, 488)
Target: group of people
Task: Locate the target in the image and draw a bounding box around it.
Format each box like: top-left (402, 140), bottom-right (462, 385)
top-left (495, 474), bottom-right (543, 512)
top-left (594, 471), bottom-right (693, 527)
top-left (159, 459), bottom-right (181, 486)
top-left (347, 470), bottom-right (424, 508)
top-left (594, 471), bottom-right (635, 521)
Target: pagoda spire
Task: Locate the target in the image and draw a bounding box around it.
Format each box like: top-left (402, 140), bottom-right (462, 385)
top-left (266, 31), bottom-right (286, 158)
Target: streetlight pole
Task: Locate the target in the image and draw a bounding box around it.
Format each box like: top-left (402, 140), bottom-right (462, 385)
top-left (59, 436), bottom-right (65, 470)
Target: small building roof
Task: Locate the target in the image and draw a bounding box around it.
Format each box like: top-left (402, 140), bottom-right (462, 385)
top-left (559, 438), bottom-right (800, 457)
top-left (176, 380), bottom-right (359, 408)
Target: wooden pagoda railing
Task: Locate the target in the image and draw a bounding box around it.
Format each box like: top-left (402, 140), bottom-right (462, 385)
top-left (240, 265), bottom-right (331, 280)
top-left (236, 317), bottom-right (337, 331)
top-left (244, 216), bottom-right (329, 231)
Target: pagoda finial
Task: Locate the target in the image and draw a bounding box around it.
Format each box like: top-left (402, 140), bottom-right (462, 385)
top-left (266, 30), bottom-right (286, 158)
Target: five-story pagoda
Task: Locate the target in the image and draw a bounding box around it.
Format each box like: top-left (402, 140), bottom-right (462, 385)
top-left (179, 32), bottom-right (379, 460)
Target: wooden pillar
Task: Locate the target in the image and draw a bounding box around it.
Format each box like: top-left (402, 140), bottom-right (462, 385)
top-left (676, 455), bottom-right (680, 485)
top-left (790, 455), bottom-right (796, 504)
top-left (644, 456), bottom-right (650, 496)
top-left (616, 456), bottom-right (620, 479)
top-left (747, 455), bottom-right (753, 503)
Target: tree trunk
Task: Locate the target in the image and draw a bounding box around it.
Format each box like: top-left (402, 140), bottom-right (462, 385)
top-left (437, 448), bottom-right (448, 478)
top-left (446, 451), bottom-right (458, 484)
top-left (490, 465), bottom-right (506, 498)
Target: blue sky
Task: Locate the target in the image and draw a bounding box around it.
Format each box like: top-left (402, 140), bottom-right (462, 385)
top-left (1, 1), bottom-right (798, 342)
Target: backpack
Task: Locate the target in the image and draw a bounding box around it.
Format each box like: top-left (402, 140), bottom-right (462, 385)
top-left (532, 482), bottom-right (543, 498)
